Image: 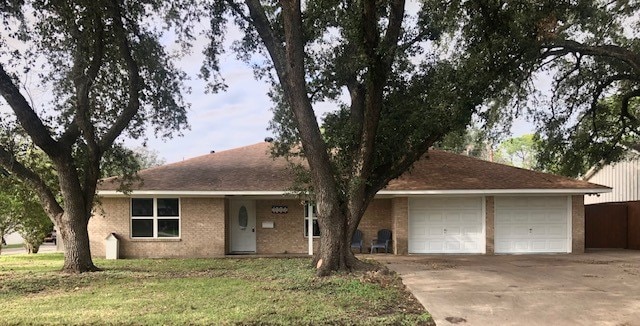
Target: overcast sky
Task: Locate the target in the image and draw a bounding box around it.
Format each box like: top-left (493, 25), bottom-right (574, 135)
top-left (1, 8), bottom-right (535, 165)
top-left (143, 30), bottom-right (535, 164)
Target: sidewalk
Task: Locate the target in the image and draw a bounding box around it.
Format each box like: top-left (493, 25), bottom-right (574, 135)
top-left (1, 243), bottom-right (60, 256)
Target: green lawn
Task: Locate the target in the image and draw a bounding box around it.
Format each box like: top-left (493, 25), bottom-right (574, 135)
top-left (0, 254), bottom-right (433, 325)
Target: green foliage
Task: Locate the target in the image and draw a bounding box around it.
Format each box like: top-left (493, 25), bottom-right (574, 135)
top-left (474, 1), bottom-right (640, 176)
top-left (0, 0), bottom-right (192, 269)
top-left (0, 164), bottom-right (52, 254)
top-left (227, 1), bottom-right (550, 199)
top-left (436, 126), bottom-right (493, 159)
top-left (16, 207), bottom-right (52, 254)
top-left (495, 134), bottom-right (539, 170)
top-left (0, 255), bottom-right (433, 325)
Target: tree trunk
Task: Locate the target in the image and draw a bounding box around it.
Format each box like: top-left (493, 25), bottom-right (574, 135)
top-left (313, 199), bottom-right (378, 276)
top-left (58, 211), bottom-right (99, 273)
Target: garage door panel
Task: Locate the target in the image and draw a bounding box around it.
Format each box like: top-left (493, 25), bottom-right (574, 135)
top-left (409, 240), bottom-right (427, 252)
top-left (496, 225), bottom-right (529, 238)
top-left (460, 212), bottom-right (480, 224)
top-left (495, 196), bottom-right (569, 254)
top-left (446, 227), bottom-right (461, 236)
top-left (427, 241), bottom-right (445, 251)
top-left (409, 226), bottom-right (428, 237)
top-left (428, 227), bottom-right (445, 236)
top-left (462, 226), bottom-right (481, 236)
top-left (409, 197), bottom-right (485, 254)
top-left (427, 214), bottom-right (445, 223)
top-left (445, 241), bottom-right (461, 251)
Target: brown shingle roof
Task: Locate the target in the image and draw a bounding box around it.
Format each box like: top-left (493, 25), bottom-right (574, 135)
top-left (99, 142), bottom-right (293, 191)
top-left (386, 150), bottom-right (608, 191)
top-left (98, 142), bottom-right (608, 192)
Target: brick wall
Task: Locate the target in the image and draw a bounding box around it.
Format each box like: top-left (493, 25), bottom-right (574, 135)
top-left (358, 199), bottom-right (392, 253)
top-left (89, 197), bottom-right (226, 258)
top-left (255, 199), bottom-right (316, 254)
top-left (572, 195), bottom-right (585, 254)
top-left (485, 196), bottom-right (495, 254)
top-left (253, 198), bottom-right (392, 254)
top-left (391, 197), bottom-right (408, 255)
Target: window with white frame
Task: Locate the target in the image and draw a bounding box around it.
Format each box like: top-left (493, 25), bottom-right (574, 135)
top-left (131, 198), bottom-right (180, 238)
top-left (304, 202), bottom-right (320, 237)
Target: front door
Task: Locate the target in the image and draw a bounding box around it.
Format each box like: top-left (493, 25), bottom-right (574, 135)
top-left (230, 199), bottom-right (256, 253)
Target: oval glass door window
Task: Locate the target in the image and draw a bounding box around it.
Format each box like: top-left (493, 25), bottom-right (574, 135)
top-left (238, 205), bottom-right (248, 230)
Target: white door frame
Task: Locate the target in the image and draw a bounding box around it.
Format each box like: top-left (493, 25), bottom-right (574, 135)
top-left (230, 199), bottom-right (256, 252)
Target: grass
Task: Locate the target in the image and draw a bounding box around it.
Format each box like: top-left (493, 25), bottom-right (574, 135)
top-left (0, 254), bottom-right (433, 325)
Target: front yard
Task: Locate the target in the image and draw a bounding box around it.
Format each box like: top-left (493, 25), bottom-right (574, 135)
top-left (0, 254), bottom-right (432, 325)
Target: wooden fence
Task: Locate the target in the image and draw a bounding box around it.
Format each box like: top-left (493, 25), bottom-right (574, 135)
top-left (585, 201), bottom-right (640, 249)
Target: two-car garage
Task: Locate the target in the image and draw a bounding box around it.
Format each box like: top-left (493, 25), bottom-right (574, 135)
top-left (408, 196), bottom-right (572, 254)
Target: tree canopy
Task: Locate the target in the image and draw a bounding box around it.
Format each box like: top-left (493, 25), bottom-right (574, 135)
top-left (474, 1), bottom-right (640, 177)
top-left (203, 0), bottom-right (555, 275)
top-left (0, 0), bottom-right (189, 272)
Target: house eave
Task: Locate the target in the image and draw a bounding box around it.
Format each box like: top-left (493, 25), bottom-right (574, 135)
top-left (377, 188), bottom-right (611, 195)
top-left (96, 188), bottom-right (610, 197)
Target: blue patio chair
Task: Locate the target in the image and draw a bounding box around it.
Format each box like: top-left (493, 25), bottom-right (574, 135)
top-left (370, 229), bottom-right (392, 254)
top-left (351, 229), bottom-right (364, 253)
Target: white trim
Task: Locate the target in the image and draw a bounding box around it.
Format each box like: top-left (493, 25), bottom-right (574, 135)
top-left (306, 202), bottom-right (315, 256)
top-left (99, 190), bottom-right (288, 197)
top-left (98, 188), bottom-right (610, 197)
top-left (379, 189), bottom-right (609, 195)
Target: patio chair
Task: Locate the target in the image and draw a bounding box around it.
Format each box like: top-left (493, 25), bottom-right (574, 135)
top-left (351, 229), bottom-right (364, 253)
top-left (370, 229), bottom-right (392, 254)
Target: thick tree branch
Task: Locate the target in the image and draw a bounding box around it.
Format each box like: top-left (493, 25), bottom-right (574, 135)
top-left (98, 0), bottom-right (141, 150)
top-left (620, 88), bottom-right (640, 123)
top-left (0, 146), bottom-right (63, 221)
top-left (543, 39), bottom-right (640, 72)
top-left (0, 65), bottom-right (62, 158)
top-left (242, 0), bottom-right (287, 75)
top-left (381, 0), bottom-right (405, 68)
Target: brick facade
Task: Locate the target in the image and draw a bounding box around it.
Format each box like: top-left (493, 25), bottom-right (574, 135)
top-left (89, 197), bottom-right (226, 258)
top-left (255, 199), bottom-right (314, 254)
top-left (485, 196), bottom-right (495, 254)
top-left (391, 197), bottom-right (408, 255)
top-left (253, 198), bottom-right (391, 254)
top-left (89, 194), bottom-right (587, 257)
top-left (571, 195), bottom-right (585, 254)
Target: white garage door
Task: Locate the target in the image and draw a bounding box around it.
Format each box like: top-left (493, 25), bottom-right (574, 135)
top-left (409, 197), bottom-right (485, 254)
top-left (495, 196), bottom-right (570, 254)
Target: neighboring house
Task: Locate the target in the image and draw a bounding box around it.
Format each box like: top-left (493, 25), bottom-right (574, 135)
top-left (583, 151), bottom-right (640, 204)
top-left (91, 141), bottom-right (609, 258)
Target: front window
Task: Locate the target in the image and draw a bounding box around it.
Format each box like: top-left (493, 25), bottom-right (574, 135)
top-left (131, 198), bottom-right (180, 238)
top-left (304, 202), bottom-right (320, 237)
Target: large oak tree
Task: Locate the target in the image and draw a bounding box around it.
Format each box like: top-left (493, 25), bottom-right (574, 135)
top-left (205, 0), bottom-right (550, 275)
top-left (462, 1), bottom-right (640, 176)
top-left (0, 0), bottom-right (188, 272)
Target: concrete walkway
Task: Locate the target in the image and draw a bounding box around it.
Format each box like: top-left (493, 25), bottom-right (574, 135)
top-left (375, 250), bottom-right (640, 326)
top-left (1, 243), bottom-right (59, 256)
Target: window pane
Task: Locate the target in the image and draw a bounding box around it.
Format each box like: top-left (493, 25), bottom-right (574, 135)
top-left (132, 198), bottom-right (153, 217)
top-left (157, 198), bottom-right (179, 217)
top-left (313, 220), bottom-right (320, 236)
top-left (132, 219), bottom-right (153, 237)
top-left (158, 219), bottom-right (179, 237)
top-left (304, 219), bottom-right (321, 237)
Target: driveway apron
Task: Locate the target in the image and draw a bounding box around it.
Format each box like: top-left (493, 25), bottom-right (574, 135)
top-left (375, 251), bottom-right (640, 326)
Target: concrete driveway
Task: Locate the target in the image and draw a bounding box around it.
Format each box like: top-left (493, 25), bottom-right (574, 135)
top-left (374, 250), bottom-right (640, 326)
